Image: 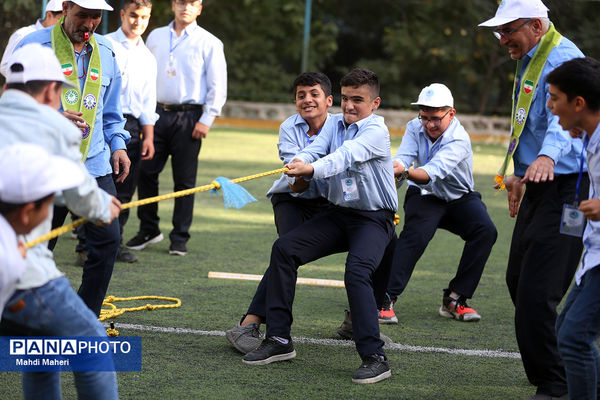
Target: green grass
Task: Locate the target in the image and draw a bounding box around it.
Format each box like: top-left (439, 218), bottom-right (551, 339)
top-left (0, 127), bottom-right (537, 399)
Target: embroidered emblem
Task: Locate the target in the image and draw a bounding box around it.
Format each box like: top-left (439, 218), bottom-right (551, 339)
top-left (61, 63), bottom-right (73, 76)
top-left (90, 68), bottom-right (99, 81)
top-left (81, 123), bottom-right (90, 139)
top-left (516, 107), bottom-right (527, 125)
top-left (65, 89), bottom-right (79, 105)
top-left (83, 94), bottom-right (96, 110)
top-left (523, 80), bottom-right (534, 94)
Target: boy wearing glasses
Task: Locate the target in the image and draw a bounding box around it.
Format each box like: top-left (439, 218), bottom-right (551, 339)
top-left (378, 83), bottom-right (497, 325)
top-left (128, 0), bottom-right (227, 256)
top-left (479, 1), bottom-right (585, 397)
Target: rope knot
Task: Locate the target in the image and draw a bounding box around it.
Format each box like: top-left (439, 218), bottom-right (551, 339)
top-left (211, 180), bottom-right (221, 190)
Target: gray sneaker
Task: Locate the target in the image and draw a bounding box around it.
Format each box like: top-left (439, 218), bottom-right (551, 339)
top-left (336, 310), bottom-right (393, 346)
top-left (226, 319), bottom-right (262, 354)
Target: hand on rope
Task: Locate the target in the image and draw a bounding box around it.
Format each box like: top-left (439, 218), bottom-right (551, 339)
top-left (25, 167), bottom-right (289, 249)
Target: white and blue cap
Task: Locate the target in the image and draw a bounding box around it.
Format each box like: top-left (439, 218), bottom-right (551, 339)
top-left (6, 43), bottom-right (75, 88)
top-left (0, 143), bottom-right (84, 204)
top-left (411, 83), bottom-right (454, 108)
top-left (67, 0), bottom-right (113, 11)
top-left (45, 0), bottom-right (64, 12)
top-left (479, 0), bottom-right (549, 27)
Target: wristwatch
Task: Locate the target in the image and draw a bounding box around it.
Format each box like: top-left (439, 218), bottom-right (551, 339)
top-left (398, 170), bottom-right (410, 181)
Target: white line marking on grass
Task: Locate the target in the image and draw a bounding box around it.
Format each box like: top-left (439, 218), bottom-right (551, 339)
top-left (107, 322), bottom-right (521, 360)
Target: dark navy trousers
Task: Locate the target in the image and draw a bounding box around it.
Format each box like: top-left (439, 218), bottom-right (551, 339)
top-left (265, 206), bottom-right (395, 359)
top-left (387, 186), bottom-right (497, 299)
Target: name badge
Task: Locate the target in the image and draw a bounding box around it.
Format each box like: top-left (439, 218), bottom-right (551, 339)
top-left (341, 177), bottom-right (360, 202)
top-left (167, 55), bottom-right (177, 78)
top-left (560, 204), bottom-right (585, 237)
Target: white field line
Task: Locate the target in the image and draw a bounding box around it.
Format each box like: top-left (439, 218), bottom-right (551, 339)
top-left (106, 322), bottom-right (521, 360)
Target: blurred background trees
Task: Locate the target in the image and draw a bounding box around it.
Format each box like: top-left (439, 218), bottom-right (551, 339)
top-left (2, 0), bottom-right (599, 115)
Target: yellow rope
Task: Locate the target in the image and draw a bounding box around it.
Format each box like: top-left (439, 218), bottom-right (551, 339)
top-left (25, 167), bottom-right (288, 249)
top-left (99, 295), bottom-right (182, 322)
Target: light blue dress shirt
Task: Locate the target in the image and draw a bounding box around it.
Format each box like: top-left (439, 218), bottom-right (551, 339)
top-left (0, 89), bottom-right (112, 290)
top-left (394, 117), bottom-right (474, 202)
top-left (576, 125), bottom-right (600, 285)
top-left (106, 28), bottom-right (159, 126)
top-left (513, 35), bottom-right (585, 177)
top-left (295, 113), bottom-right (398, 212)
top-left (266, 113), bottom-right (330, 199)
top-left (18, 27), bottom-right (130, 178)
top-left (146, 21), bottom-right (227, 128)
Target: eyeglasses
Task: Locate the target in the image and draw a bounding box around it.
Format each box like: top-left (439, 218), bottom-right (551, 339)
top-left (418, 109), bottom-right (451, 126)
top-left (493, 19), bottom-right (532, 40)
top-left (175, 0), bottom-right (202, 8)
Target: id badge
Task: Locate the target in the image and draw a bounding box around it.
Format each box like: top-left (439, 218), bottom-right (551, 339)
top-left (560, 204), bottom-right (585, 237)
top-left (167, 55), bottom-right (177, 78)
top-left (341, 177), bottom-right (360, 202)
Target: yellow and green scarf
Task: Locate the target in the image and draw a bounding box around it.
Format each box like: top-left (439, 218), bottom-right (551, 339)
top-left (51, 17), bottom-right (102, 161)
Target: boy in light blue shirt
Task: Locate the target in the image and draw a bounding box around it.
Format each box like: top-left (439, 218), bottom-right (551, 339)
top-left (378, 83), bottom-right (497, 325)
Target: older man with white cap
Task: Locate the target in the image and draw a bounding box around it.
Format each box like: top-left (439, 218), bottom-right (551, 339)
top-left (0, 0), bottom-right (63, 77)
top-left (376, 83), bottom-right (497, 327)
top-left (17, 0), bottom-right (131, 317)
top-left (479, 1), bottom-right (586, 399)
top-left (0, 43), bottom-right (119, 399)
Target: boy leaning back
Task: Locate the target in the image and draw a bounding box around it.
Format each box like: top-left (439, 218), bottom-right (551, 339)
top-left (242, 68), bottom-right (398, 385)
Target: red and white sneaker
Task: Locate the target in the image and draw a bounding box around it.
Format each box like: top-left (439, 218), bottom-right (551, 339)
top-left (439, 294), bottom-right (481, 322)
top-left (378, 295), bottom-right (398, 324)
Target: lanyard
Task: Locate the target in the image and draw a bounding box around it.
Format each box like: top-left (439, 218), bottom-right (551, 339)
top-left (424, 137), bottom-right (441, 163)
top-left (169, 29), bottom-right (189, 56)
top-left (574, 134), bottom-right (589, 206)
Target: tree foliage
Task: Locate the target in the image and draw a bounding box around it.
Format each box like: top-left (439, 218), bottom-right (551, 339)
top-left (1, 0), bottom-right (600, 114)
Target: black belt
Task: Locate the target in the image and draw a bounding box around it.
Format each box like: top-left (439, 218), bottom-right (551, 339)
top-left (158, 103), bottom-right (203, 112)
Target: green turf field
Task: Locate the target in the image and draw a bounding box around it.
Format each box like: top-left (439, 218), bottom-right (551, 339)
top-left (0, 127), bottom-right (541, 399)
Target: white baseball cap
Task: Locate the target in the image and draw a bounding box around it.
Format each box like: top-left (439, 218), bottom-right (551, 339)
top-left (66, 0), bottom-right (113, 11)
top-left (6, 43), bottom-right (75, 88)
top-left (0, 143), bottom-right (84, 204)
top-left (45, 0), bottom-right (64, 12)
top-left (411, 83), bottom-right (454, 108)
top-left (479, 0), bottom-right (549, 27)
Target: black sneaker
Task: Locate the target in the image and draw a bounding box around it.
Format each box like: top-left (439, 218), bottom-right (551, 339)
top-left (352, 354), bottom-right (391, 384)
top-left (116, 246), bottom-right (138, 263)
top-left (169, 242), bottom-right (187, 256)
top-left (242, 337), bottom-right (296, 365)
top-left (125, 232), bottom-right (163, 251)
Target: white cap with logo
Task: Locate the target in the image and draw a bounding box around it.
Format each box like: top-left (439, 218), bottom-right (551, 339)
top-left (66, 0), bottom-right (113, 11)
top-left (45, 0), bottom-right (64, 12)
top-left (479, 0), bottom-right (549, 27)
top-left (0, 143), bottom-right (85, 204)
top-left (6, 43), bottom-right (75, 88)
top-left (411, 83), bottom-right (454, 108)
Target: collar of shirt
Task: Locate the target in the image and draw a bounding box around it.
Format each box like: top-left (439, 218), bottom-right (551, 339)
top-left (34, 19), bottom-right (44, 30)
top-left (335, 113), bottom-right (373, 138)
top-left (588, 124), bottom-right (600, 154)
top-left (169, 20), bottom-right (199, 38)
top-left (115, 27), bottom-right (143, 49)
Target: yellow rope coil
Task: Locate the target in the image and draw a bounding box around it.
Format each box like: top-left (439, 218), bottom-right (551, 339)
top-left (25, 167), bottom-right (288, 248)
top-left (99, 295), bottom-right (182, 322)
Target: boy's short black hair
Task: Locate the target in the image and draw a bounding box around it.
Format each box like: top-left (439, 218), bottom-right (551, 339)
top-left (292, 72), bottom-right (332, 97)
top-left (546, 57), bottom-right (600, 112)
top-left (340, 68), bottom-right (380, 98)
top-left (124, 0), bottom-right (153, 8)
top-left (419, 106), bottom-right (451, 113)
top-left (0, 193), bottom-right (54, 217)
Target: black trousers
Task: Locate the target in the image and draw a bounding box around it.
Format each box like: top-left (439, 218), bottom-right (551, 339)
top-left (507, 173), bottom-right (589, 397)
top-left (387, 186), bottom-right (497, 298)
top-left (48, 174), bottom-right (120, 316)
top-left (114, 115), bottom-right (142, 238)
top-left (265, 206), bottom-right (395, 359)
top-left (136, 107), bottom-right (203, 244)
top-left (246, 194), bottom-right (331, 318)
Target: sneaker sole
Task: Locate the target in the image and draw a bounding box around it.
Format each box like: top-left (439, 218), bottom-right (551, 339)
top-left (438, 306), bottom-right (481, 322)
top-left (168, 250), bottom-right (187, 256)
top-left (242, 350), bottom-right (296, 365)
top-left (352, 369), bottom-right (391, 384)
top-left (225, 330), bottom-right (261, 355)
top-left (126, 233), bottom-right (164, 251)
top-left (378, 317), bottom-right (398, 324)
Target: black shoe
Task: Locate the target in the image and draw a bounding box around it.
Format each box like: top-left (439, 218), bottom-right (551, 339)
top-left (352, 354), bottom-right (391, 384)
top-left (242, 337), bottom-right (296, 365)
top-left (125, 232), bottom-right (163, 251)
top-left (75, 250), bottom-right (87, 267)
top-left (337, 310), bottom-right (393, 346)
top-left (116, 246), bottom-right (138, 263)
top-left (169, 242), bottom-right (187, 256)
